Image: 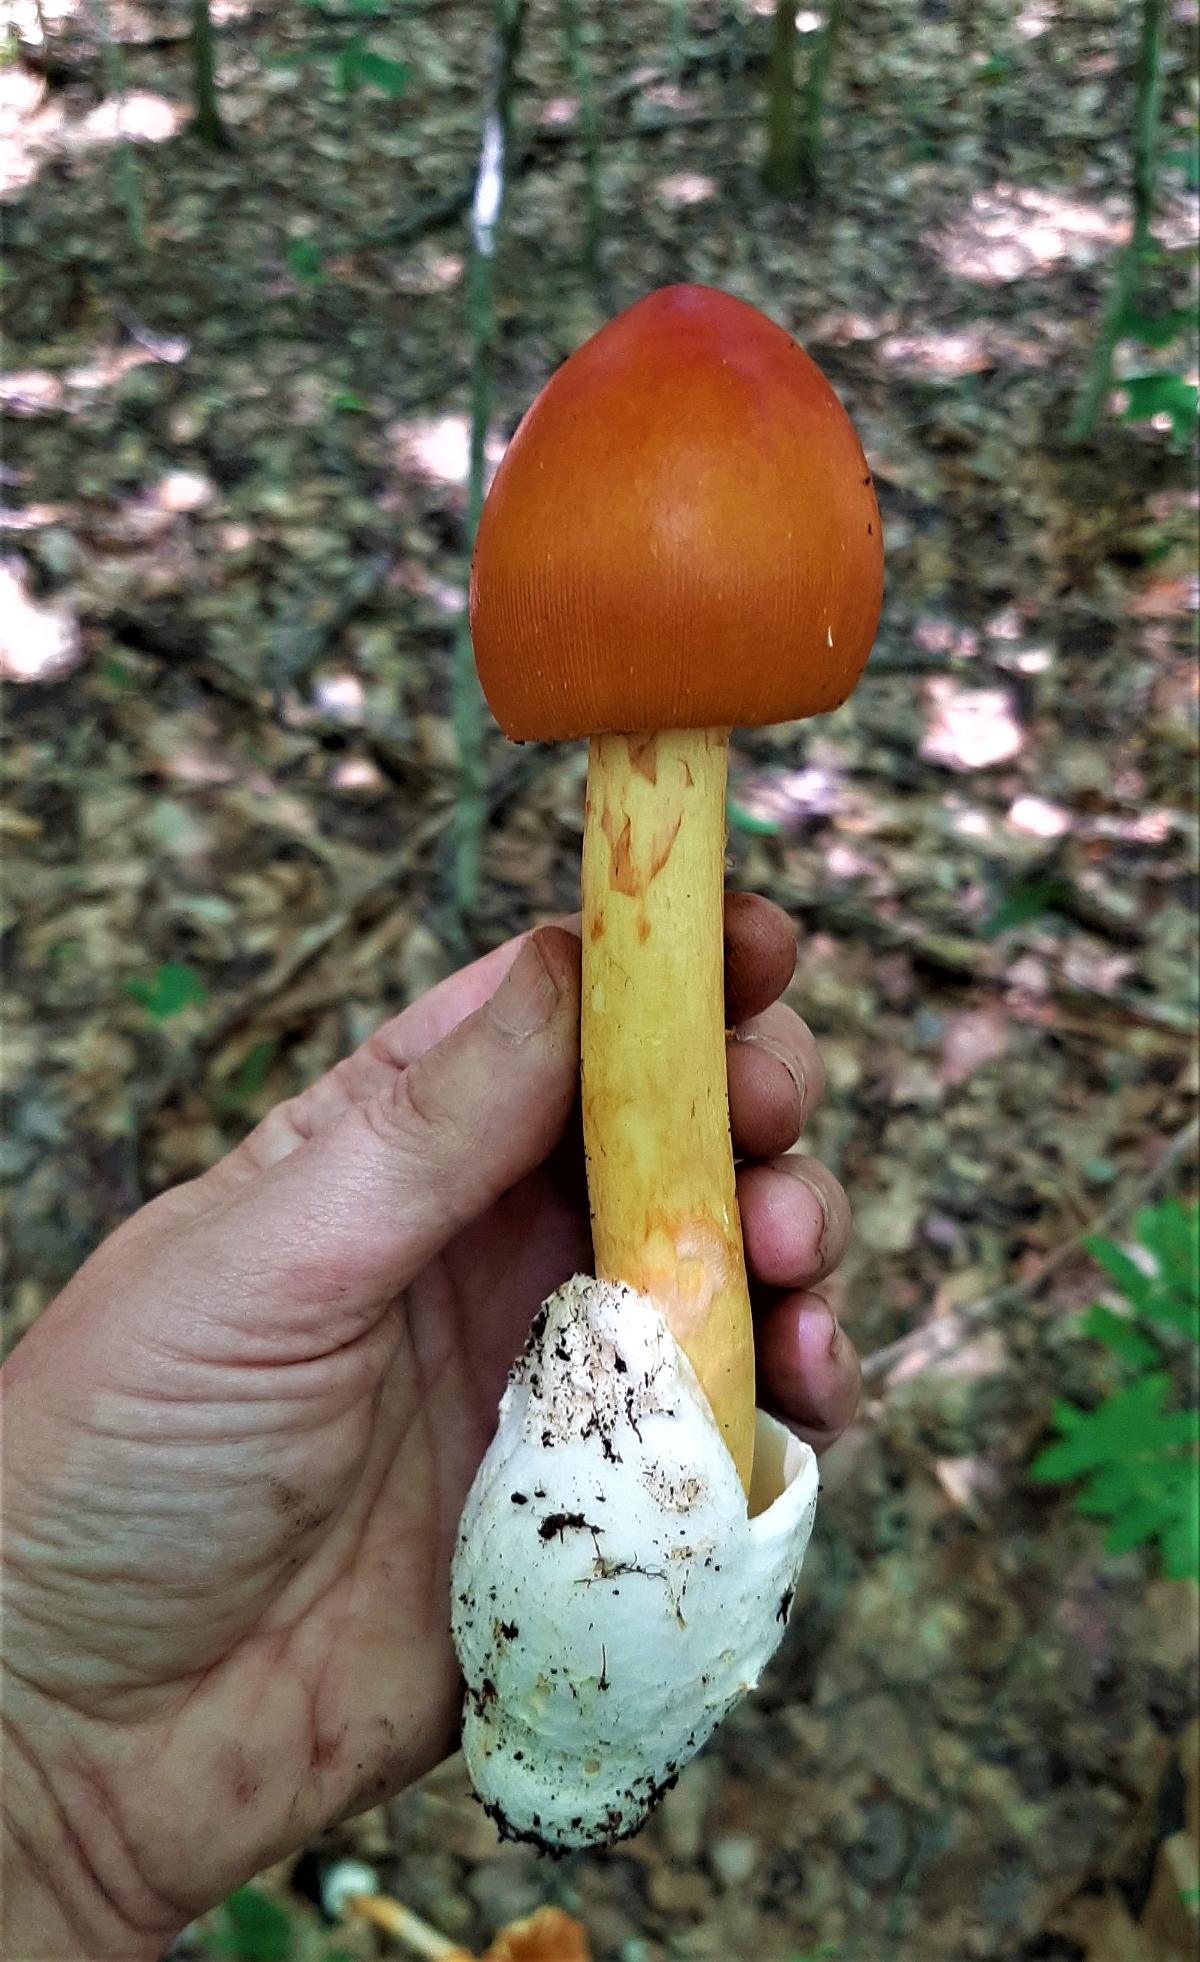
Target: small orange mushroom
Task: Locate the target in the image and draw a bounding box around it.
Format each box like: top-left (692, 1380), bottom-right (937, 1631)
top-left (471, 285), bottom-right (882, 1492)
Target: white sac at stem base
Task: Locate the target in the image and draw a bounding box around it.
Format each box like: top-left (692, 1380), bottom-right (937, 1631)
top-left (450, 1274), bottom-right (819, 1850)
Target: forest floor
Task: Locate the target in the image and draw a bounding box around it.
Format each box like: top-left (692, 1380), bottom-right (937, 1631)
top-left (2, 1), bottom-right (1198, 1958)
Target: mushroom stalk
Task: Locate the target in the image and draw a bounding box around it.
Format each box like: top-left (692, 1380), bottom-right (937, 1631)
top-left (581, 727), bottom-right (755, 1492)
top-left (457, 283), bottom-right (883, 1849)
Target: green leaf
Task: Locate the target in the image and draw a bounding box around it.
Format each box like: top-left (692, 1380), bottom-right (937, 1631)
top-left (100, 654), bottom-right (140, 688)
top-left (229, 1038), bottom-right (277, 1102)
top-left (1030, 1375), bottom-right (1172, 1480)
top-left (350, 48), bottom-right (412, 95)
top-left (1141, 1289), bottom-right (1198, 1340)
top-left (1137, 1199), bottom-right (1200, 1317)
top-left (331, 389), bottom-right (369, 412)
top-left (1116, 304), bottom-right (1197, 349)
top-left (727, 796), bottom-right (783, 838)
top-left (1079, 1304), bottom-right (1159, 1369)
top-left (126, 962), bottom-right (208, 1021)
top-left (1164, 143), bottom-right (1200, 191)
top-left (1074, 1459), bottom-right (1143, 1517)
top-left (335, 36), bottom-right (411, 95)
top-left (1121, 372), bottom-right (1199, 447)
top-left (1162, 1497), bottom-right (1200, 1582)
top-left (983, 876), bottom-right (1072, 937)
top-left (1082, 1234), bottom-right (1158, 1314)
top-left (213, 1886), bottom-right (292, 1962)
top-left (286, 238), bottom-right (323, 283)
top-left (1031, 1364), bottom-right (1198, 1583)
top-left (1103, 1492), bottom-right (1174, 1555)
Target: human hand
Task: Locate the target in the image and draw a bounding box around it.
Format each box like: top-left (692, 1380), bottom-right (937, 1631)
top-left (1, 895), bottom-right (857, 1960)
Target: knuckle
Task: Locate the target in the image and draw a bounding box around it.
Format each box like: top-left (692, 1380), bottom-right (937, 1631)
top-left (359, 1060), bottom-right (482, 1166)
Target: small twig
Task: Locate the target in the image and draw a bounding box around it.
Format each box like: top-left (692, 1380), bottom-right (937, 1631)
top-left (781, 881), bottom-right (1194, 1033)
top-left (132, 823), bottom-right (444, 1154)
top-left (453, 0), bottom-right (526, 925)
top-left (347, 1890), bottom-right (469, 1959)
top-left (861, 1116), bottom-right (1199, 1387)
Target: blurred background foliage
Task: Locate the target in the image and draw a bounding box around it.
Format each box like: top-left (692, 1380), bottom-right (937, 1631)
top-left (1, 1), bottom-right (1197, 1957)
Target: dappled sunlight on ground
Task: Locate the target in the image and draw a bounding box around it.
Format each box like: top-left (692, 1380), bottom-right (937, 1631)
top-left (0, 558), bottom-right (81, 681)
top-left (68, 90), bottom-right (188, 152)
top-left (656, 170), bottom-right (717, 209)
top-left (930, 183), bottom-right (1128, 285)
top-left (920, 679), bottom-right (1025, 772)
top-left (0, 341), bottom-right (190, 418)
top-left (880, 321), bottom-right (1066, 377)
top-left (728, 759), bottom-right (848, 832)
top-left (386, 413), bottom-right (505, 491)
top-left (0, 61), bottom-right (188, 199)
top-left (537, 95), bottom-right (579, 130)
top-left (1007, 795), bottom-right (1073, 840)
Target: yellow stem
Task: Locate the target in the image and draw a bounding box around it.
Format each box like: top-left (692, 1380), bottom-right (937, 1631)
top-left (581, 728), bottom-right (756, 1493)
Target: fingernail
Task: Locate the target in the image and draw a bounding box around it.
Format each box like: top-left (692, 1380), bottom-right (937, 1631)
top-left (736, 1032), bottom-right (807, 1122)
top-left (488, 935), bottom-right (560, 1039)
top-left (793, 1173), bottom-right (831, 1267)
top-left (827, 1311), bottom-right (844, 1361)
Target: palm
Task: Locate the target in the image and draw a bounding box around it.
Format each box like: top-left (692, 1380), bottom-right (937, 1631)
top-left (37, 1165), bottom-right (595, 1918)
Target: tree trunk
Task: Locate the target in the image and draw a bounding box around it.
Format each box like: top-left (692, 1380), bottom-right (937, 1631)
top-left (798, 0), bottom-right (843, 191)
top-left (191, 0), bottom-right (230, 150)
top-left (763, 0), bottom-right (799, 192)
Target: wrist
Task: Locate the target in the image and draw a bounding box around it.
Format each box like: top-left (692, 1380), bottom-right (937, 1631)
top-left (2, 1680), bottom-right (180, 1962)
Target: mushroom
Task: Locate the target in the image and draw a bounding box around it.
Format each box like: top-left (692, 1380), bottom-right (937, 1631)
top-left (452, 284), bottom-right (882, 1849)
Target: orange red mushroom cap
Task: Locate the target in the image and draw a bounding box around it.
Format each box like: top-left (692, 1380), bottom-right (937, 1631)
top-left (470, 284), bottom-right (883, 742)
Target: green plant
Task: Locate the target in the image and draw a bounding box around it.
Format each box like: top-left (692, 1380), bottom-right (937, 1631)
top-left (126, 961), bottom-right (209, 1021)
top-left (1031, 1198), bottom-right (1199, 1582)
top-left (194, 1883), bottom-right (359, 1962)
top-left (1119, 367), bottom-right (1199, 451)
top-left (333, 36), bottom-right (411, 97)
top-left (207, 1886), bottom-right (291, 1961)
top-left (1067, 0), bottom-right (1198, 446)
top-left (286, 237), bottom-right (324, 284)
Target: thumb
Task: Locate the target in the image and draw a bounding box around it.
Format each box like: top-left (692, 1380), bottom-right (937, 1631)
top-left (238, 927), bottom-right (582, 1321)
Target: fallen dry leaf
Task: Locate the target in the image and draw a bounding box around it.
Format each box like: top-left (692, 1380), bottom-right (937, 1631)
top-left (484, 1905), bottom-right (593, 1961)
top-left (0, 557), bottom-right (81, 681)
top-left (921, 680), bottom-right (1024, 772)
top-left (939, 1005), bottom-right (1013, 1086)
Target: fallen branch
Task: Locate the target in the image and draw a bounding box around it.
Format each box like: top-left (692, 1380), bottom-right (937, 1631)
top-left (781, 881), bottom-right (1193, 1033)
top-left (861, 1115), bottom-right (1199, 1388)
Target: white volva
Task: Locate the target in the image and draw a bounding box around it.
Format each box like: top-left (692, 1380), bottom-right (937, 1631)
top-left (450, 1275), bottom-right (819, 1850)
